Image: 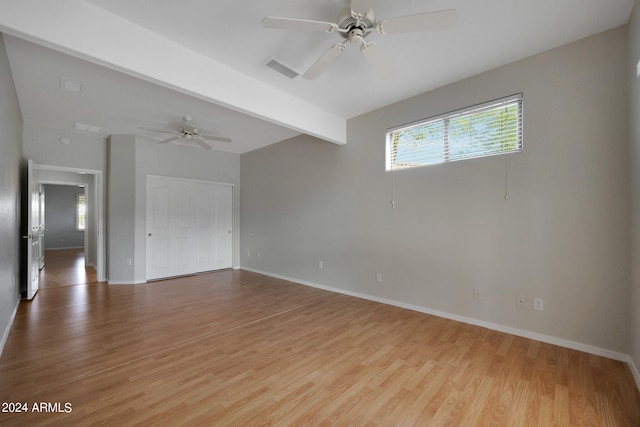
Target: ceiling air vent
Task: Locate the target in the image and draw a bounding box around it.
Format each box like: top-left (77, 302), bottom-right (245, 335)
top-left (60, 77), bottom-right (84, 94)
top-left (74, 122), bottom-right (102, 134)
top-left (265, 59), bottom-right (299, 80)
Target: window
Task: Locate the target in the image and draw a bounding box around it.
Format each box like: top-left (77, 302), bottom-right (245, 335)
top-left (77, 194), bottom-right (86, 231)
top-left (386, 94), bottom-right (523, 171)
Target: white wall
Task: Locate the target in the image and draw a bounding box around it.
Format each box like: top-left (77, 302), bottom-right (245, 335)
top-left (241, 27), bottom-right (630, 354)
top-left (107, 135), bottom-right (241, 283)
top-left (628, 0), bottom-right (640, 376)
top-left (0, 33), bottom-right (23, 354)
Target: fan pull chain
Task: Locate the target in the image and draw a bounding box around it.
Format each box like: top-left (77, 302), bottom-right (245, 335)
top-left (504, 157), bottom-right (509, 200)
top-left (391, 170), bottom-right (396, 208)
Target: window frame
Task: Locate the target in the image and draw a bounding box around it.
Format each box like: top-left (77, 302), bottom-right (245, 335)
top-left (385, 93), bottom-right (523, 171)
top-left (76, 193), bottom-right (86, 231)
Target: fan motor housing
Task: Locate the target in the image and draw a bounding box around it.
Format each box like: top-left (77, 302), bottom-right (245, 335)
top-left (337, 6), bottom-right (375, 36)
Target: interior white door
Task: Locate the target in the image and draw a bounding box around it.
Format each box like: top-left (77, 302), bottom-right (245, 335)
top-left (146, 176), bottom-right (233, 280)
top-left (195, 183), bottom-right (233, 272)
top-left (147, 176), bottom-right (173, 279)
top-left (37, 184), bottom-right (45, 270)
top-left (23, 159), bottom-right (40, 299)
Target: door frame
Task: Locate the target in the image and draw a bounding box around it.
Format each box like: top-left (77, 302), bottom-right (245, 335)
top-left (33, 163), bottom-right (105, 282)
top-left (37, 183), bottom-right (45, 270)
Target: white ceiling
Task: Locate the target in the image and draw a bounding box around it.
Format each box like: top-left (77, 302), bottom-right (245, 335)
top-left (0, 0), bottom-right (635, 154)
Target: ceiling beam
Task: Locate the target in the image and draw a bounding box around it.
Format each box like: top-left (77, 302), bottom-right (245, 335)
top-left (0, 0), bottom-right (346, 145)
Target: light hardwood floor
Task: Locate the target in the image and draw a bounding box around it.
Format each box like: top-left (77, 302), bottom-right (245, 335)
top-left (38, 248), bottom-right (97, 289)
top-left (1, 262), bottom-right (639, 425)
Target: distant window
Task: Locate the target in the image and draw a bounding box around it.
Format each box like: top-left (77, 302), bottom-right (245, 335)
top-left (77, 194), bottom-right (86, 231)
top-left (386, 94), bottom-right (523, 171)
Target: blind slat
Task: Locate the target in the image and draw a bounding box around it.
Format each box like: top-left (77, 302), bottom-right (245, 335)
top-left (386, 94), bottom-right (523, 171)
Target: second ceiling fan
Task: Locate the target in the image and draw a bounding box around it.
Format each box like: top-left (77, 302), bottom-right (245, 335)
top-left (262, 0), bottom-right (457, 80)
top-left (141, 115), bottom-right (232, 150)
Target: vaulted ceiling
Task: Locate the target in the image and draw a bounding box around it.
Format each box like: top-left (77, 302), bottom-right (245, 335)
top-left (0, 0), bottom-right (634, 153)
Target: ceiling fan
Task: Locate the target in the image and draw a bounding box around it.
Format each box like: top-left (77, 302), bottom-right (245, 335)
top-left (262, 0), bottom-right (457, 80)
top-left (140, 115), bottom-right (232, 150)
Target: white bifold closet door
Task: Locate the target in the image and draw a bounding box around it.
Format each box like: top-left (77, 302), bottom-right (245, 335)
top-left (146, 175), bottom-right (233, 281)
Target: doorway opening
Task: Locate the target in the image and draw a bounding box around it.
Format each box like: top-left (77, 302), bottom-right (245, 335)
top-left (33, 163), bottom-right (105, 288)
top-left (38, 183), bottom-right (97, 288)
top-left (39, 248), bottom-right (98, 289)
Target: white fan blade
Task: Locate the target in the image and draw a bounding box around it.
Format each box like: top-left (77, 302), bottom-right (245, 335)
top-left (202, 135), bottom-right (232, 144)
top-left (193, 139), bottom-right (212, 150)
top-left (262, 17), bottom-right (338, 33)
top-left (158, 136), bottom-right (181, 144)
top-left (376, 9), bottom-right (457, 34)
top-left (361, 42), bottom-right (396, 79)
top-left (304, 44), bottom-right (346, 79)
top-left (140, 127), bottom-right (181, 135)
top-left (351, 0), bottom-right (373, 17)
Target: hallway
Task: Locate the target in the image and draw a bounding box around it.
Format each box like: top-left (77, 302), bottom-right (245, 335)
top-left (38, 248), bottom-right (97, 289)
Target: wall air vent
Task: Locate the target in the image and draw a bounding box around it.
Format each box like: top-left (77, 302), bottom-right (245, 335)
top-left (265, 59), bottom-right (299, 79)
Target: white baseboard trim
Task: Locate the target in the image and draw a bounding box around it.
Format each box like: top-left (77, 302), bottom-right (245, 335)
top-left (45, 246), bottom-right (84, 251)
top-left (629, 358), bottom-right (640, 394)
top-left (241, 267), bottom-right (634, 366)
top-left (107, 280), bottom-right (146, 285)
top-left (0, 300), bottom-right (19, 358)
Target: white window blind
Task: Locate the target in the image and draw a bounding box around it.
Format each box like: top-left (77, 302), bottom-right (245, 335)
top-left (77, 194), bottom-right (86, 231)
top-left (386, 94), bottom-right (523, 171)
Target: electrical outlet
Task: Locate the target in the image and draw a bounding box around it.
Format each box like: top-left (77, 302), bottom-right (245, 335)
top-left (126, 258), bottom-right (132, 266)
top-left (376, 272), bottom-right (382, 283)
top-left (534, 298), bottom-right (544, 311)
top-left (516, 296), bottom-right (526, 308)
top-left (318, 260), bottom-right (324, 269)
top-left (473, 288), bottom-right (481, 300)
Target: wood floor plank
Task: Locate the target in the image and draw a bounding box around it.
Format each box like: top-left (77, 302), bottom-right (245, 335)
top-left (1, 250), bottom-right (639, 425)
top-left (38, 249), bottom-right (97, 288)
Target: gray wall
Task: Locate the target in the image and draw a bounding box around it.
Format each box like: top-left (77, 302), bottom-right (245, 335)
top-left (0, 33), bottom-right (23, 353)
top-left (22, 126), bottom-right (105, 277)
top-left (107, 135), bottom-right (136, 283)
top-left (108, 134), bottom-right (240, 284)
top-left (241, 27), bottom-right (630, 354)
top-left (43, 184), bottom-right (85, 250)
top-left (629, 0), bottom-right (640, 377)
top-left (23, 124), bottom-right (106, 172)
